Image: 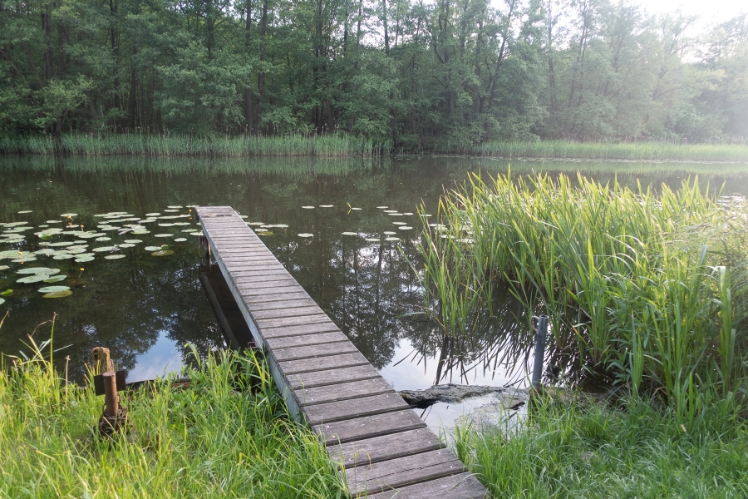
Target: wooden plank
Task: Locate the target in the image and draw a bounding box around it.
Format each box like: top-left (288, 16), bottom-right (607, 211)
top-left (345, 449), bottom-right (464, 495)
top-left (367, 473), bottom-right (488, 499)
top-left (265, 331), bottom-right (348, 349)
top-left (294, 378), bottom-right (395, 407)
top-left (256, 313), bottom-right (336, 329)
top-left (261, 322), bottom-right (341, 339)
top-left (271, 340), bottom-right (358, 362)
top-left (247, 298), bottom-right (319, 312)
top-left (304, 392), bottom-right (410, 425)
top-left (327, 428), bottom-right (443, 468)
top-left (279, 352), bottom-right (369, 375)
top-left (286, 364), bottom-right (381, 390)
top-left (237, 282), bottom-right (301, 293)
top-left (246, 291), bottom-right (312, 304)
top-left (252, 306), bottom-right (328, 320)
top-left (313, 410), bottom-right (426, 444)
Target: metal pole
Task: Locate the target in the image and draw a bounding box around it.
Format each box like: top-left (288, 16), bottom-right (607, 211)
top-left (531, 315), bottom-right (548, 393)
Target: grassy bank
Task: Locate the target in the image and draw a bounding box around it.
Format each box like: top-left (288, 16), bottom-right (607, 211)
top-left (456, 397), bottom-right (748, 498)
top-left (0, 329), bottom-right (345, 498)
top-left (2, 135), bottom-right (747, 161)
top-left (418, 172), bottom-right (747, 421)
top-left (436, 140), bottom-right (748, 162)
top-left (0, 134), bottom-right (387, 158)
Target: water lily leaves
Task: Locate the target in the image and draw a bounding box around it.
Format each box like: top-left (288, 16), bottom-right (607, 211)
top-left (18, 210), bottom-right (33, 214)
top-left (174, 238), bottom-right (187, 242)
top-left (17, 275), bottom-right (47, 284)
top-left (145, 212), bottom-right (161, 217)
top-left (388, 213), bottom-right (404, 216)
top-left (385, 237), bottom-right (400, 241)
top-left (365, 238), bottom-right (380, 242)
top-left (256, 231), bottom-right (273, 236)
top-left (46, 220), bottom-right (62, 224)
top-left (398, 226), bottom-right (413, 230)
top-left (92, 246), bottom-right (118, 252)
top-left (383, 231), bottom-right (396, 235)
top-left (43, 275), bottom-right (67, 283)
top-left (144, 246), bottom-right (162, 251)
top-left (12, 257), bottom-right (36, 263)
top-left (163, 209), bottom-right (180, 213)
top-left (350, 207), bottom-right (362, 211)
top-left (0, 297), bottom-right (4, 305)
top-left (132, 230), bottom-right (150, 235)
top-left (75, 256), bottom-right (95, 263)
top-left (1, 289), bottom-right (12, 296)
top-left (67, 248), bottom-right (88, 254)
top-left (182, 229), bottom-right (197, 233)
top-left (151, 250), bottom-right (174, 257)
top-left (39, 285), bottom-right (70, 293)
top-left (377, 206), bottom-right (389, 209)
top-left (342, 232), bottom-right (359, 236)
top-left (319, 205), bottom-right (334, 208)
top-left (104, 254), bottom-right (126, 260)
top-left (403, 213), bottom-right (414, 216)
top-left (383, 210), bottom-right (398, 213)
top-left (95, 237), bottom-right (112, 242)
top-left (124, 239), bottom-right (143, 244)
top-left (43, 290), bottom-right (72, 299)
top-left (189, 232), bottom-right (204, 237)
top-left (392, 222), bottom-right (406, 225)
top-left (167, 205), bottom-right (183, 209)
top-left (60, 213), bottom-right (78, 218)
top-left (118, 243), bottom-right (135, 248)
top-left (154, 233), bottom-right (173, 238)
top-left (298, 233), bottom-right (314, 238)
top-left (0, 265), bottom-right (9, 271)
top-left (301, 206), bottom-right (314, 209)
top-left (52, 254), bottom-right (74, 260)
top-left (17, 267), bottom-right (60, 275)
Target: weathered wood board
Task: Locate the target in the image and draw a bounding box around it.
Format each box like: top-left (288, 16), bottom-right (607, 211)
top-left (197, 206), bottom-right (487, 498)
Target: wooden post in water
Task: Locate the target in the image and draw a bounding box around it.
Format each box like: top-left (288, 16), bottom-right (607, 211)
top-left (102, 372), bottom-right (119, 417)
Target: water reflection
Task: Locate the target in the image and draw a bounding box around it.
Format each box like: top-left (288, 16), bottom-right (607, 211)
top-left (1, 155), bottom-right (746, 391)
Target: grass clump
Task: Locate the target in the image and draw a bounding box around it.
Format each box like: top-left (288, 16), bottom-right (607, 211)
top-left (455, 397), bottom-right (748, 498)
top-left (418, 172), bottom-right (748, 421)
top-left (436, 140), bottom-right (748, 162)
top-left (0, 323), bottom-right (346, 498)
top-left (0, 133), bottom-right (389, 158)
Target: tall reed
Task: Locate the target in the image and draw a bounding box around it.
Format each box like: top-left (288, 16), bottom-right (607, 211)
top-left (417, 171), bottom-right (748, 418)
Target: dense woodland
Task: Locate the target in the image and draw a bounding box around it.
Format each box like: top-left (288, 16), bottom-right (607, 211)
top-left (0, 0), bottom-right (746, 149)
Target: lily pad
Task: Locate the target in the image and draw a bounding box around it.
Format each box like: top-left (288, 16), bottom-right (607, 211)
top-left (189, 232), bottom-right (204, 237)
top-left (151, 250), bottom-right (174, 257)
top-left (319, 205), bottom-right (334, 208)
top-left (43, 275), bottom-right (67, 283)
top-left (124, 239), bottom-right (143, 244)
top-left (17, 210), bottom-right (33, 214)
top-left (118, 243), bottom-right (135, 248)
top-left (50, 241), bottom-right (75, 247)
top-left (167, 205), bottom-right (183, 209)
top-left (17, 275), bottom-right (48, 284)
top-left (255, 231), bottom-right (273, 236)
top-left (403, 212), bottom-right (414, 216)
top-left (95, 237), bottom-right (112, 242)
top-left (154, 233), bottom-right (173, 238)
top-left (174, 238), bottom-right (187, 242)
top-left (365, 238), bottom-right (380, 242)
top-left (132, 230), bottom-right (150, 235)
top-left (1, 289), bottom-right (12, 296)
top-left (144, 246), bottom-right (162, 251)
top-left (181, 229), bottom-right (197, 233)
top-left (388, 213), bottom-right (404, 216)
top-left (38, 285), bottom-right (70, 293)
top-left (383, 210), bottom-right (398, 213)
top-left (17, 267), bottom-right (59, 275)
top-left (42, 290), bottom-right (73, 299)
top-left (383, 231), bottom-right (396, 235)
top-left (92, 246), bottom-right (118, 252)
top-left (385, 237), bottom-right (401, 241)
top-left (342, 232), bottom-right (359, 236)
top-left (12, 257), bottom-right (36, 263)
top-left (376, 206), bottom-right (388, 209)
top-left (145, 213), bottom-right (161, 217)
top-left (392, 222), bottom-right (406, 225)
top-left (0, 265), bottom-right (9, 271)
top-left (0, 297), bottom-right (4, 305)
top-left (104, 254), bottom-right (126, 260)
top-left (60, 213), bottom-right (78, 217)
top-left (301, 206), bottom-right (314, 209)
top-left (298, 233), bottom-right (314, 238)
top-left (398, 226), bottom-right (413, 230)
top-left (52, 254), bottom-right (74, 260)
top-left (75, 256), bottom-right (95, 263)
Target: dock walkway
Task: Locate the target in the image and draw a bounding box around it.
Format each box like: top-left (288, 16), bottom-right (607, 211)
top-left (196, 206), bottom-right (487, 498)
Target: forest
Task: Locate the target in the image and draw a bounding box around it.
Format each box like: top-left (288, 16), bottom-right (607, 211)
top-left (0, 0), bottom-right (746, 150)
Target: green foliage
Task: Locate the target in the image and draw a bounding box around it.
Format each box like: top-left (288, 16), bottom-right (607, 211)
top-left (0, 326), bottom-right (346, 498)
top-left (417, 172), bottom-right (748, 420)
top-left (1, 0), bottom-right (746, 145)
top-left (456, 397), bottom-right (748, 498)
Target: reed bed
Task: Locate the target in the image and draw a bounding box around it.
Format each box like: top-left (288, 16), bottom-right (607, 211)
top-left (454, 396), bottom-right (748, 498)
top-left (0, 134), bottom-right (389, 158)
top-left (0, 320), bottom-right (346, 498)
top-left (417, 172), bottom-right (748, 421)
top-left (434, 140), bottom-right (748, 162)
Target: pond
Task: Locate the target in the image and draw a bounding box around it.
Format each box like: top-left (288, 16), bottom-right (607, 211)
top-left (1, 155), bottom-right (747, 430)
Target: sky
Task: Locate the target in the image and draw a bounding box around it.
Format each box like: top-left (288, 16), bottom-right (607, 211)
top-left (632, 0), bottom-right (746, 31)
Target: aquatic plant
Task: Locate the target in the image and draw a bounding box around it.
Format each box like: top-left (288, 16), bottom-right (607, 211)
top-left (417, 172), bottom-right (748, 418)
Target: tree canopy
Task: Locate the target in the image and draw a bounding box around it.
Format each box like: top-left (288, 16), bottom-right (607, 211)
top-left (1, 0), bottom-right (746, 147)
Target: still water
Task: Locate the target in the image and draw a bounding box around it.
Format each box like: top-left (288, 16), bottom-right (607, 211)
top-left (1, 155), bottom-right (746, 429)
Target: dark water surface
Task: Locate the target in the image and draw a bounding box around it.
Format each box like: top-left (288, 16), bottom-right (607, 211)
top-left (2, 156), bottom-right (746, 428)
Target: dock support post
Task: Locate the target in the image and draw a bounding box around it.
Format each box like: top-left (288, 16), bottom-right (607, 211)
top-left (531, 315), bottom-right (548, 393)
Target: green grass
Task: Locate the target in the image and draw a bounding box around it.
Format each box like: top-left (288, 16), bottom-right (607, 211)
top-left (417, 171), bottom-right (748, 421)
top-left (434, 140), bottom-right (748, 162)
top-left (455, 396), bottom-right (748, 498)
top-left (0, 133), bottom-right (389, 158)
top-left (0, 320), bottom-right (346, 498)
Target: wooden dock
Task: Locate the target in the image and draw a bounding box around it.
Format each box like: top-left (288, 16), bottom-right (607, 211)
top-left (196, 206), bottom-right (488, 498)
